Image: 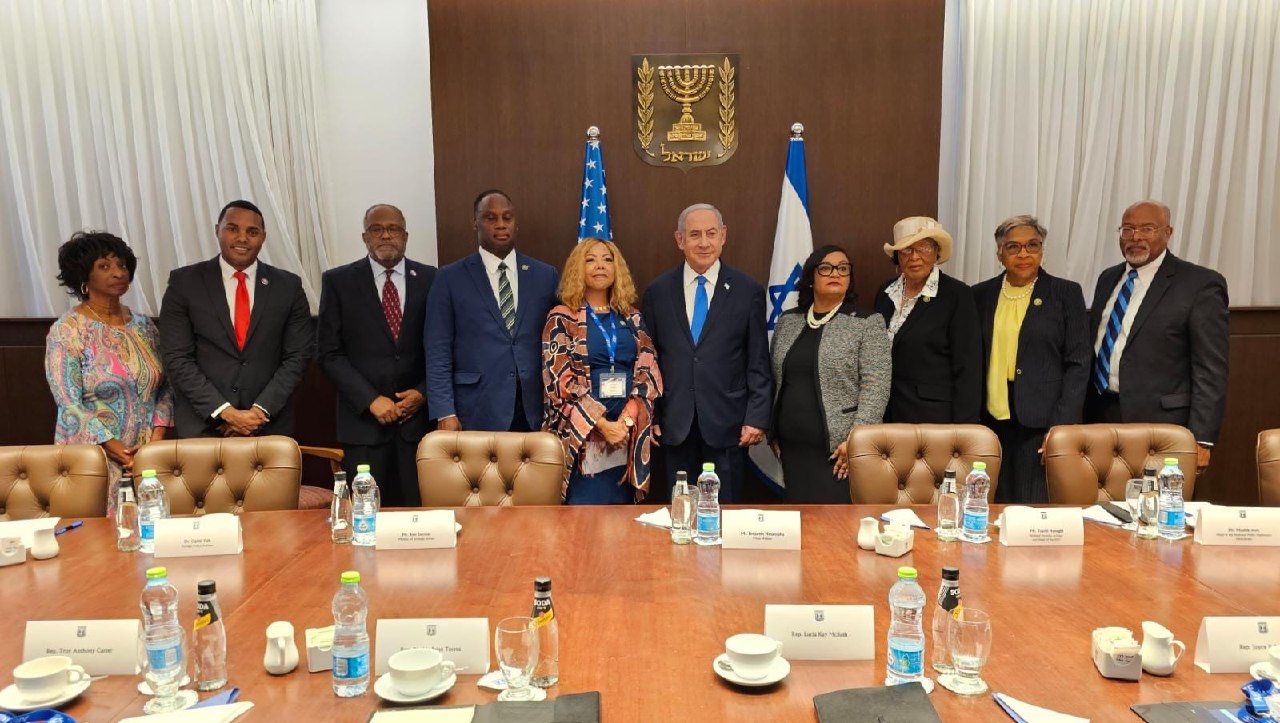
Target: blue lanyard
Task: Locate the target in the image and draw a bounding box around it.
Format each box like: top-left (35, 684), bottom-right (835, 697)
top-left (586, 307), bottom-right (619, 371)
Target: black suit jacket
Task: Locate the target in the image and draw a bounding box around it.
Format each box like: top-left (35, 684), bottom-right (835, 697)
top-left (640, 263), bottom-right (772, 449)
top-left (873, 271), bottom-right (982, 424)
top-left (973, 270), bottom-right (1090, 429)
top-left (1088, 253), bottom-right (1229, 444)
top-left (317, 257), bottom-right (437, 445)
top-left (159, 257), bottom-right (314, 438)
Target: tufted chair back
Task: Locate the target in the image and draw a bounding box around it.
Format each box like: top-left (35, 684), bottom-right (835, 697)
top-left (0, 444), bottom-right (110, 520)
top-left (416, 431), bottom-right (564, 506)
top-left (131, 436), bottom-right (302, 514)
top-left (846, 424), bottom-right (1001, 504)
top-left (1042, 424), bottom-right (1198, 505)
top-left (1257, 429), bottom-right (1280, 506)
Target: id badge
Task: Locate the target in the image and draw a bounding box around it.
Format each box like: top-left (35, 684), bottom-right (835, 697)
top-left (598, 371), bottom-right (627, 399)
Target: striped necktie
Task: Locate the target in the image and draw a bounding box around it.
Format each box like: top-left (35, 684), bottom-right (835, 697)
top-left (497, 261), bottom-right (515, 332)
top-left (1093, 269), bottom-right (1138, 393)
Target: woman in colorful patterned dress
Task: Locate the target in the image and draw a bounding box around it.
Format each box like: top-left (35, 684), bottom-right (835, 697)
top-left (45, 231), bottom-right (173, 515)
top-left (542, 238), bottom-right (662, 504)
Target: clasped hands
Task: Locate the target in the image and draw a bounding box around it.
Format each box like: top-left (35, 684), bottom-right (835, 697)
top-left (218, 406), bottom-right (269, 436)
top-left (369, 389), bottom-right (425, 425)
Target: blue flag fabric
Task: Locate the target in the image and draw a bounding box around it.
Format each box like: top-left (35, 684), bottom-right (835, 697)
top-left (578, 135), bottom-right (612, 243)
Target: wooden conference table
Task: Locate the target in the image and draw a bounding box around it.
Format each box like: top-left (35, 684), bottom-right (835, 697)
top-left (0, 505), bottom-right (1274, 722)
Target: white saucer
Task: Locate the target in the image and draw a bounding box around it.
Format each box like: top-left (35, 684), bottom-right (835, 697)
top-left (138, 674), bottom-right (191, 695)
top-left (0, 678), bottom-right (91, 713)
top-left (713, 653), bottom-right (790, 687)
top-left (374, 671), bottom-right (457, 704)
top-left (1250, 662), bottom-right (1279, 682)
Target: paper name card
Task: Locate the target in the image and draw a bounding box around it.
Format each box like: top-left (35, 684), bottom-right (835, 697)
top-left (375, 510), bottom-right (458, 550)
top-left (1194, 616), bottom-right (1280, 673)
top-left (24, 620), bottom-right (141, 675)
top-left (1193, 507), bottom-right (1280, 546)
top-left (763, 604), bottom-right (874, 660)
top-left (153, 513), bottom-right (243, 557)
top-left (999, 506), bottom-right (1084, 547)
top-left (0, 517), bottom-right (60, 548)
top-left (721, 509), bottom-right (801, 550)
top-left (374, 618), bottom-right (489, 675)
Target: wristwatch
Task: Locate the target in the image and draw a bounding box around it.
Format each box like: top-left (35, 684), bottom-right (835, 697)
top-left (622, 416), bottom-right (635, 429)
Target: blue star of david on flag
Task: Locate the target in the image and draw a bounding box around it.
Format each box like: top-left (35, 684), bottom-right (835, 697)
top-left (578, 127), bottom-right (612, 243)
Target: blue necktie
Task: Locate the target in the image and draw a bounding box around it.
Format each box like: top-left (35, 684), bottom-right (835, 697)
top-left (1094, 269), bottom-right (1139, 393)
top-left (690, 275), bottom-right (708, 343)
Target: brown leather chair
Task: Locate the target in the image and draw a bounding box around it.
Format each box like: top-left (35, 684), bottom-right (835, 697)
top-left (845, 424), bottom-right (1002, 504)
top-left (1042, 424), bottom-right (1198, 505)
top-left (416, 431), bottom-right (564, 506)
top-left (0, 444), bottom-right (110, 520)
top-left (131, 436), bottom-right (302, 514)
top-left (1258, 429), bottom-right (1280, 506)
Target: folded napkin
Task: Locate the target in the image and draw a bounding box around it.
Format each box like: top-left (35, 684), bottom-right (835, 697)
top-left (994, 693), bottom-right (1088, 723)
top-left (118, 702), bottom-right (252, 723)
top-left (1081, 505), bottom-right (1125, 527)
top-left (634, 508), bottom-right (672, 529)
top-left (880, 509), bottom-right (930, 529)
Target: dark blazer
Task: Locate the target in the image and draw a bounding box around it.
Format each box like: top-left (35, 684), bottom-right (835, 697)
top-left (424, 251), bottom-right (558, 431)
top-left (159, 257), bottom-right (313, 438)
top-left (640, 263), bottom-right (772, 449)
top-left (873, 271), bottom-right (982, 424)
top-left (317, 257), bottom-right (437, 445)
top-left (1088, 253), bottom-right (1229, 444)
top-left (973, 270), bottom-right (1090, 429)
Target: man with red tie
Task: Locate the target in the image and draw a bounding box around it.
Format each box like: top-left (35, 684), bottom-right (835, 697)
top-left (317, 204), bottom-right (436, 506)
top-left (159, 200), bottom-right (313, 439)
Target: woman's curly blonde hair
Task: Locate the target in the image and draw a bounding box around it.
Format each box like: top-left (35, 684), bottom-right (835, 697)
top-left (557, 238), bottom-right (638, 313)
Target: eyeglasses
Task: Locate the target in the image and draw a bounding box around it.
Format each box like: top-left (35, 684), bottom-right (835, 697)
top-left (816, 263), bottom-right (852, 278)
top-left (1000, 240), bottom-right (1043, 256)
top-left (896, 244), bottom-right (938, 260)
top-left (1117, 225), bottom-right (1162, 239)
top-left (365, 224), bottom-right (405, 237)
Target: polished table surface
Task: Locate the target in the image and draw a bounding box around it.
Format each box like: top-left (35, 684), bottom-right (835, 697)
top-left (1, 506), bottom-right (1275, 722)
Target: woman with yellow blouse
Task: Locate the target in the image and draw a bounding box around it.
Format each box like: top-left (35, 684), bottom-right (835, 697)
top-left (972, 216), bottom-right (1090, 502)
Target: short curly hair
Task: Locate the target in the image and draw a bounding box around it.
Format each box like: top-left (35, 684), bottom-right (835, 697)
top-left (56, 230), bottom-right (137, 301)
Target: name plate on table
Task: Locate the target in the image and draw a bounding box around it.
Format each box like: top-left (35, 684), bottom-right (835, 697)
top-left (374, 618), bottom-right (489, 675)
top-left (0, 517), bottom-right (59, 548)
top-left (721, 509), bottom-right (801, 550)
top-left (375, 510), bottom-right (457, 550)
top-left (24, 620), bottom-right (141, 675)
top-left (1193, 507), bottom-right (1280, 546)
top-left (1194, 617), bottom-right (1280, 673)
top-left (153, 513), bottom-right (243, 557)
top-left (999, 507), bottom-right (1084, 547)
top-left (763, 604), bottom-right (874, 660)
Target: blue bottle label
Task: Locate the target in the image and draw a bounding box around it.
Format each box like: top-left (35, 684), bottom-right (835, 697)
top-left (697, 512), bottom-right (718, 533)
top-left (140, 522), bottom-right (155, 541)
top-left (1160, 509), bottom-right (1184, 527)
top-left (145, 641), bottom-right (181, 671)
top-left (333, 652), bottom-right (369, 679)
top-left (888, 645), bottom-right (924, 676)
top-left (962, 511), bottom-right (988, 532)
top-left (354, 515), bottom-right (375, 534)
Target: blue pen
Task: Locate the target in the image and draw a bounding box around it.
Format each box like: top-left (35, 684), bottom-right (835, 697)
top-left (54, 521), bottom-right (82, 535)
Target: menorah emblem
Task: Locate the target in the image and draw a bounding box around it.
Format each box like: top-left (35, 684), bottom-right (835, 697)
top-left (658, 64), bottom-right (716, 141)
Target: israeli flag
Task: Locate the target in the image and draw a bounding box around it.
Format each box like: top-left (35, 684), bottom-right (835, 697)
top-left (751, 123), bottom-right (814, 494)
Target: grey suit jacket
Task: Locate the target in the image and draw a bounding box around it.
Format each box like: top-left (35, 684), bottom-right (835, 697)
top-left (770, 304), bottom-right (893, 453)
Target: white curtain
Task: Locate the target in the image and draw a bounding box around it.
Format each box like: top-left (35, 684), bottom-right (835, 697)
top-left (940, 0), bottom-right (1280, 305)
top-left (0, 0), bottom-right (335, 317)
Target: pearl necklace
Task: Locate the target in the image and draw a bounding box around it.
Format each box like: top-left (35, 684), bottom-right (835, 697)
top-left (806, 304), bottom-right (841, 329)
top-left (1000, 276), bottom-right (1037, 301)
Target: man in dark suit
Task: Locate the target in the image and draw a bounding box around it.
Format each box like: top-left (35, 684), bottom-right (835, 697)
top-left (318, 204), bottom-right (436, 507)
top-left (425, 190), bottom-right (558, 432)
top-left (641, 203), bottom-right (773, 503)
top-left (159, 200), bottom-right (313, 439)
top-left (1086, 200), bottom-right (1229, 471)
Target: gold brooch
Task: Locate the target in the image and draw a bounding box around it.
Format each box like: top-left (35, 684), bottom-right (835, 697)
top-left (1033, 298), bottom-right (1043, 306)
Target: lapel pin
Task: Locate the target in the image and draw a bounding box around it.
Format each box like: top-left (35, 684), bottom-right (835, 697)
top-left (923, 295), bottom-right (932, 302)
top-left (1033, 298), bottom-right (1043, 306)
top-left (724, 282), bottom-right (730, 291)
top-left (260, 277), bottom-right (269, 286)
top-left (410, 269), bottom-right (417, 277)
top-left (521, 264), bottom-right (529, 271)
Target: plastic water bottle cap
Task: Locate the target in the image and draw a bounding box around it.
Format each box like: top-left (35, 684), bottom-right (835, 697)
top-left (340, 570), bottom-right (361, 584)
top-left (141, 469), bottom-right (157, 478)
top-left (897, 566), bottom-right (917, 579)
top-left (356, 464), bottom-right (371, 473)
top-left (1163, 458), bottom-right (1178, 466)
top-left (971, 462), bottom-right (987, 471)
top-left (702, 463), bottom-right (716, 472)
top-left (146, 566), bottom-right (168, 579)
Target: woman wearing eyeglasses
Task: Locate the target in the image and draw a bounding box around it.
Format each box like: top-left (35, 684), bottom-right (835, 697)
top-left (873, 216), bottom-right (982, 424)
top-left (972, 215), bottom-right (1089, 502)
top-left (770, 245), bottom-right (891, 502)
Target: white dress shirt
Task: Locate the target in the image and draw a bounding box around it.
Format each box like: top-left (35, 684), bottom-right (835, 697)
top-left (219, 256), bottom-right (258, 320)
top-left (682, 259), bottom-right (721, 325)
top-left (1093, 250), bottom-right (1167, 392)
top-left (478, 247), bottom-right (518, 313)
top-left (369, 256), bottom-right (406, 313)
top-left (884, 265), bottom-right (940, 341)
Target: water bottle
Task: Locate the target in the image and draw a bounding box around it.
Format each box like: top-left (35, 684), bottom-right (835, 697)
top-left (330, 471), bottom-right (353, 544)
top-left (694, 463), bottom-right (721, 546)
top-left (935, 469), bottom-right (960, 542)
top-left (886, 566), bottom-right (927, 685)
top-left (351, 464), bottom-right (380, 547)
top-left (929, 566), bottom-right (962, 673)
top-left (137, 469), bottom-right (169, 554)
top-left (961, 462), bottom-right (991, 543)
top-left (530, 577), bottom-right (559, 687)
top-left (1157, 457), bottom-right (1186, 540)
top-left (670, 471), bottom-right (694, 545)
top-left (117, 476), bottom-right (141, 552)
top-left (140, 567), bottom-right (185, 706)
top-left (192, 580), bottom-right (227, 691)
top-left (331, 570), bottom-right (370, 697)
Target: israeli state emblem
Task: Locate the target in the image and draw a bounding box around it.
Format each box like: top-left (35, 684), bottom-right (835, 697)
top-left (632, 54), bottom-right (739, 171)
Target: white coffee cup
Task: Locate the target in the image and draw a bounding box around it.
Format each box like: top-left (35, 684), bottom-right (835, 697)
top-left (724, 634), bottom-right (782, 680)
top-left (388, 648), bottom-right (456, 697)
top-left (1265, 644), bottom-right (1280, 680)
top-left (13, 656), bottom-right (89, 704)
